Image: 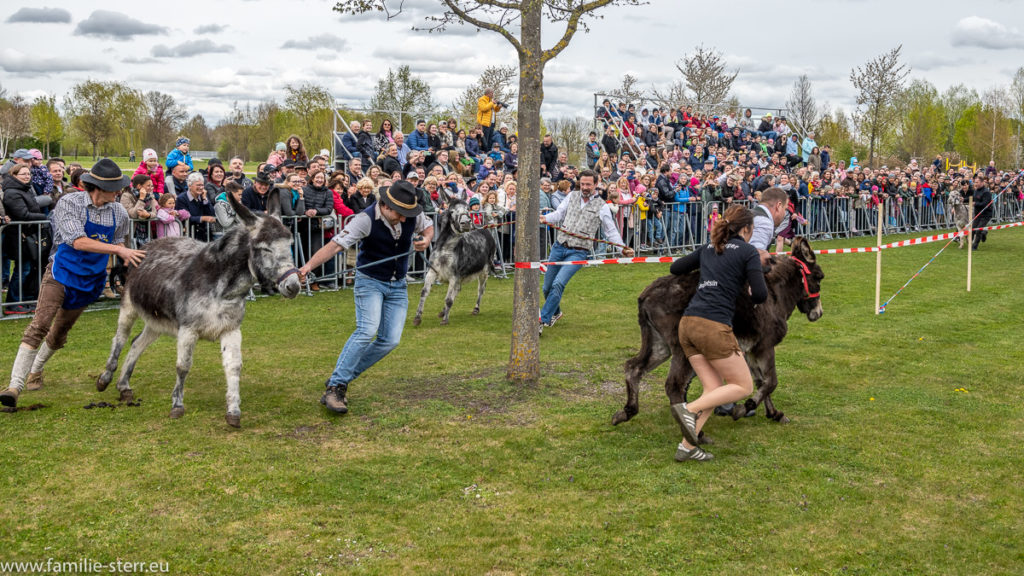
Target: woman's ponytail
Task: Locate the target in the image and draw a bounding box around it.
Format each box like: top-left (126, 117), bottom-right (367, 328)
top-left (710, 204), bottom-right (755, 254)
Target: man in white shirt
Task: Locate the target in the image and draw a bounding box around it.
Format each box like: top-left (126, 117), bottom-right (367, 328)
top-left (538, 169), bottom-right (634, 333)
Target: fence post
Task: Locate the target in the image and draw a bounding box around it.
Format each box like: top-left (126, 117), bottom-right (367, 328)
top-left (875, 200), bottom-right (884, 315)
top-left (967, 198), bottom-right (974, 292)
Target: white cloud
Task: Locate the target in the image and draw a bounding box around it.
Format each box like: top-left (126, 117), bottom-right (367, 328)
top-left (7, 7), bottom-right (72, 23)
top-left (194, 24), bottom-right (227, 34)
top-left (281, 33), bottom-right (349, 52)
top-left (74, 10), bottom-right (166, 40)
top-left (151, 39), bottom-right (236, 58)
top-left (951, 16), bottom-right (1024, 50)
top-left (0, 48), bottom-right (111, 75)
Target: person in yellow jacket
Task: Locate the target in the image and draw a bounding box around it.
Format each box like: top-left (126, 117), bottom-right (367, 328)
top-left (477, 89), bottom-right (503, 151)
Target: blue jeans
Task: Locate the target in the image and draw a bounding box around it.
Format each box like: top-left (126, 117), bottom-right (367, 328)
top-left (6, 258), bottom-right (34, 305)
top-left (327, 272), bottom-right (408, 391)
top-left (670, 211), bottom-right (687, 247)
top-left (646, 216), bottom-right (664, 244)
top-left (540, 243), bottom-right (587, 324)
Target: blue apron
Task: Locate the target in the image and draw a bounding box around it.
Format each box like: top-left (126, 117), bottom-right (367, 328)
top-left (52, 208), bottom-right (117, 310)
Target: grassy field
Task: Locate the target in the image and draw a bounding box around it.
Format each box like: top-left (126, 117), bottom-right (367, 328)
top-left (61, 156), bottom-right (264, 175)
top-left (1, 230), bottom-right (1023, 575)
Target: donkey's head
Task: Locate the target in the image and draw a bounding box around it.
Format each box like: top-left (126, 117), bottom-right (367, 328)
top-left (443, 197), bottom-right (474, 234)
top-left (229, 188), bottom-right (301, 299)
top-left (791, 236), bottom-right (824, 321)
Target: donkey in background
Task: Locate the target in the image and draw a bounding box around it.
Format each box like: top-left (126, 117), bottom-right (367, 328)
top-left (96, 189), bottom-right (301, 427)
top-left (413, 198), bottom-right (497, 326)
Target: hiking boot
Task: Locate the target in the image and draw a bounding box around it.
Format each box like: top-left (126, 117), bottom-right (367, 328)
top-left (321, 386), bottom-right (348, 414)
top-left (0, 387), bottom-right (19, 408)
top-left (671, 402), bottom-right (701, 446)
top-left (310, 283), bottom-right (320, 292)
top-left (675, 444), bottom-right (714, 462)
top-left (25, 372), bottom-right (43, 391)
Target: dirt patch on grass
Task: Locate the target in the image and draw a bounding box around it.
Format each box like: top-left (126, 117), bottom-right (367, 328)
top-left (390, 367), bottom-right (539, 417)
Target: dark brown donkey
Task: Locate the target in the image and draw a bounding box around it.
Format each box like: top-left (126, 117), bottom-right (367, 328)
top-left (612, 237), bottom-right (824, 432)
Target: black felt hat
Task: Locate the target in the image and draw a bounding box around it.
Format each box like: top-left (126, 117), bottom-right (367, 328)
top-left (81, 159), bottom-right (130, 192)
top-left (381, 180), bottom-right (422, 218)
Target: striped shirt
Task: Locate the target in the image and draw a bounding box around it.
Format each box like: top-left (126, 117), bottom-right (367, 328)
top-left (52, 190), bottom-right (131, 249)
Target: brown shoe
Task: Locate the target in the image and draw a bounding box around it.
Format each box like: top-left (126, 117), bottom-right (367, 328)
top-left (0, 387), bottom-right (19, 408)
top-left (310, 283), bottom-right (320, 292)
top-left (320, 386), bottom-right (348, 414)
top-left (25, 372), bottom-right (43, 391)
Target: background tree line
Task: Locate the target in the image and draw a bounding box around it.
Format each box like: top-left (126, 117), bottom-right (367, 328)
top-left (1, 53), bottom-right (1022, 169)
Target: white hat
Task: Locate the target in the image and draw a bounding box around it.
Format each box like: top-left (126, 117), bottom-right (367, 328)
top-left (142, 148), bottom-right (158, 162)
top-left (500, 122), bottom-right (509, 130)
top-left (319, 149), bottom-right (330, 158)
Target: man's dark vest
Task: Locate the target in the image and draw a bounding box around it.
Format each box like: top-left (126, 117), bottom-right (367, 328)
top-left (356, 203), bottom-right (417, 281)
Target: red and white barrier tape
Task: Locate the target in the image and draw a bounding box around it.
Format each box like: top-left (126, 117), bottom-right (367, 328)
top-left (514, 221), bottom-right (1023, 268)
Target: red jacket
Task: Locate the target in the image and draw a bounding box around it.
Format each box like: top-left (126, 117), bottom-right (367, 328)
top-left (133, 162), bottom-right (165, 196)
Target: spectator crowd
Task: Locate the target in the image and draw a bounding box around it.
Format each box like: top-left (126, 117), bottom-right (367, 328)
top-left (2, 94), bottom-right (1022, 316)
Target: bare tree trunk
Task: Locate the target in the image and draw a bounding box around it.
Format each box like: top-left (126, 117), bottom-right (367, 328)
top-left (507, 0), bottom-right (543, 384)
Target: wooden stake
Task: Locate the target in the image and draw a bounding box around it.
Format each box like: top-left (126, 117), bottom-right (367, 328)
top-left (967, 197), bottom-right (974, 292)
top-left (875, 200), bottom-right (884, 314)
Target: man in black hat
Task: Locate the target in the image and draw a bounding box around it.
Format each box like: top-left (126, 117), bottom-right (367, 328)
top-left (241, 169), bottom-right (274, 212)
top-left (298, 180), bottom-right (434, 414)
top-left (1, 159), bottom-right (146, 408)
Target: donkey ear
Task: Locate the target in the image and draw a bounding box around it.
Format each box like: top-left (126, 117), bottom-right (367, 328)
top-left (792, 236), bottom-right (816, 264)
top-left (265, 186), bottom-right (283, 221)
top-left (229, 189), bottom-right (258, 227)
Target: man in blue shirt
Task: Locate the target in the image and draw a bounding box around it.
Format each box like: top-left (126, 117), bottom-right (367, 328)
top-left (407, 120), bottom-right (430, 151)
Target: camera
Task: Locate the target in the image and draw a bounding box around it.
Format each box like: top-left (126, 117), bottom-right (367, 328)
top-left (494, 100), bottom-right (509, 108)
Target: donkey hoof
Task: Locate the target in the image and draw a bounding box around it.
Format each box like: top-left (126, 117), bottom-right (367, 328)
top-left (440, 319), bottom-right (449, 326)
top-left (471, 308), bottom-right (480, 315)
top-left (412, 317), bottom-right (421, 327)
top-left (225, 413), bottom-right (241, 428)
top-left (169, 406), bottom-right (185, 419)
top-left (96, 373), bottom-right (112, 392)
top-left (611, 410), bottom-right (630, 425)
top-left (697, 432), bottom-right (714, 446)
top-left (774, 413), bottom-right (790, 424)
top-left (437, 311), bottom-right (445, 318)
top-left (118, 389), bottom-right (135, 403)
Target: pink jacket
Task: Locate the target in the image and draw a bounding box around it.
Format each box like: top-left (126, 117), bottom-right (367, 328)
top-left (133, 162), bottom-right (166, 196)
top-left (266, 151), bottom-right (287, 167)
top-left (154, 207), bottom-right (189, 238)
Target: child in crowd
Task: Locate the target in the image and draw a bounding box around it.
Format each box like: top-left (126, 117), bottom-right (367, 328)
top-left (165, 137), bottom-right (193, 172)
top-left (154, 193), bottom-right (189, 238)
top-left (707, 203), bottom-right (721, 232)
top-left (483, 191), bottom-right (505, 226)
top-left (488, 143), bottom-right (504, 166)
top-left (476, 157), bottom-right (494, 181)
top-left (133, 149), bottom-right (165, 196)
top-left (468, 196), bottom-right (483, 226)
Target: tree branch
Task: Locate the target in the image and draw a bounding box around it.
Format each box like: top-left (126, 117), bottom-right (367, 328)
top-left (442, 0), bottom-right (523, 52)
top-left (541, 0), bottom-right (613, 64)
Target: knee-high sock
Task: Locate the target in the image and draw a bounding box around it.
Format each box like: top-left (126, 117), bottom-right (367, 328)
top-left (30, 342), bottom-right (54, 374)
top-left (9, 344), bottom-right (39, 393)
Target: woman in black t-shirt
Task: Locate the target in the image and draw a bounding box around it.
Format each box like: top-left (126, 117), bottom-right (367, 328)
top-left (668, 204), bottom-right (767, 462)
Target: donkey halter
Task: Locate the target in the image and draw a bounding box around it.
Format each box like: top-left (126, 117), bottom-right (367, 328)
top-left (793, 259), bottom-right (820, 300)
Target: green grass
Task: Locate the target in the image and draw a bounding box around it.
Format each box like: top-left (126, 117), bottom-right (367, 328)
top-left (61, 156), bottom-right (264, 175)
top-left (2, 230), bottom-right (1023, 575)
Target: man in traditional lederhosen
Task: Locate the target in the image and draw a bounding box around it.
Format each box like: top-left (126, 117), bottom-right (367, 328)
top-left (1, 159), bottom-right (146, 408)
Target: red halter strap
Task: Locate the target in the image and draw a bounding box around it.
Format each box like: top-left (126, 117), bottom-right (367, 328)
top-left (793, 259), bottom-right (820, 299)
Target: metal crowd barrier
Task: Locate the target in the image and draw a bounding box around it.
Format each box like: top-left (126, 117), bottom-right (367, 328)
top-left (3, 193), bottom-right (1021, 318)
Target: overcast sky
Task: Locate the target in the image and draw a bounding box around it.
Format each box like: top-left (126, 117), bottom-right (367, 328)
top-left (1, 0), bottom-right (1022, 125)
